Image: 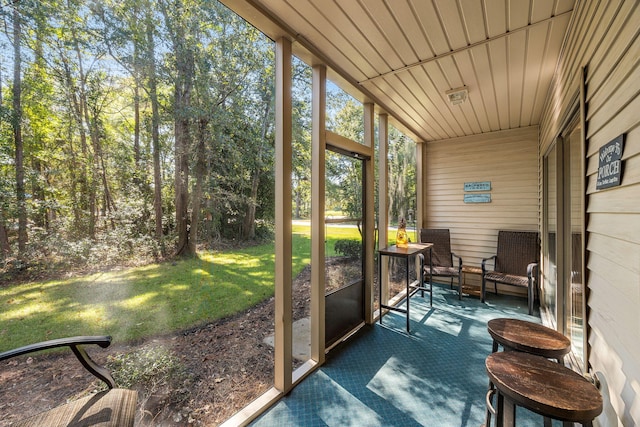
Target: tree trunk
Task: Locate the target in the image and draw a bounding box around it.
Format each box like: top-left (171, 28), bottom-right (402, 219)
top-left (62, 24), bottom-right (93, 238)
top-left (171, 14), bottom-right (195, 257)
top-left (0, 206), bottom-right (10, 258)
top-left (133, 53), bottom-right (141, 167)
top-left (146, 10), bottom-right (164, 253)
top-left (243, 175), bottom-right (259, 240)
top-left (13, 3), bottom-right (28, 256)
top-left (73, 35), bottom-right (108, 234)
top-left (242, 100), bottom-right (271, 239)
top-left (190, 118), bottom-right (208, 247)
top-left (174, 111), bottom-right (193, 256)
top-left (174, 79), bottom-right (194, 257)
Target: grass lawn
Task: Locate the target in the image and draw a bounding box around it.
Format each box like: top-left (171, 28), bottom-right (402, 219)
top-left (0, 224), bottom-right (361, 352)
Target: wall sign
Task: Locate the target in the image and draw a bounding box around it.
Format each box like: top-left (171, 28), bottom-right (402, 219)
top-left (464, 193), bottom-right (491, 203)
top-left (464, 181), bottom-right (491, 192)
top-left (596, 134), bottom-right (625, 190)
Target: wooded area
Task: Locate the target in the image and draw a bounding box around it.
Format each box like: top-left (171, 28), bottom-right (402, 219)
top-left (0, 0), bottom-right (415, 272)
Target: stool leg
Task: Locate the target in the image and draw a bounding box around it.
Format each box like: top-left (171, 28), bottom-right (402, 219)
top-left (503, 395), bottom-right (515, 427)
top-left (496, 391), bottom-right (504, 427)
top-left (485, 383), bottom-right (495, 427)
top-left (486, 339), bottom-right (499, 426)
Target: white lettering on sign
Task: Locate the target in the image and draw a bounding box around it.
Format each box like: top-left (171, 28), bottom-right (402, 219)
top-left (597, 160), bottom-right (621, 186)
top-left (596, 134), bottom-right (625, 190)
top-left (599, 140), bottom-right (622, 163)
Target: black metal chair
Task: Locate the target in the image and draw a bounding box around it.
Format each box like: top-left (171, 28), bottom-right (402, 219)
top-left (481, 231), bottom-right (540, 315)
top-left (419, 229), bottom-right (463, 299)
top-left (0, 336), bottom-right (137, 427)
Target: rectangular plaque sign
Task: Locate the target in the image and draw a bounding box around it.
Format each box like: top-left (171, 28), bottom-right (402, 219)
top-left (464, 181), bottom-right (491, 192)
top-left (596, 134), bottom-right (625, 190)
top-left (464, 193), bottom-right (491, 203)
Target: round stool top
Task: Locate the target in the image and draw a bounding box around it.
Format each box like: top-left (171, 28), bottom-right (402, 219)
top-left (486, 352), bottom-right (602, 422)
top-left (488, 318), bottom-right (571, 360)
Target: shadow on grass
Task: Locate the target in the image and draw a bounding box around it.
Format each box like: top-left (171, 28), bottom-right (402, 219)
top-left (0, 242), bottom-right (301, 351)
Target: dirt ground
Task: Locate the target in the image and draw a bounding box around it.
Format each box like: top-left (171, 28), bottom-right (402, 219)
top-left (0, 257), bottom-right (408, 426)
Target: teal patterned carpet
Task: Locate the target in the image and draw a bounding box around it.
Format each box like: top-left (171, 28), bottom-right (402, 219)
top-left (251, 284), bottom-right (561, 426)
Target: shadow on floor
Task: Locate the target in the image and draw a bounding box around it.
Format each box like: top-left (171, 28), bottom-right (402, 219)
top-left (250, 284), bottom-right (562, 426)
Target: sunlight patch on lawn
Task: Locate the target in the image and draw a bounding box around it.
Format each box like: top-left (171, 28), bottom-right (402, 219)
top-left (191, 268), bottom-right (212, 277)
top-left (2, 301), bottom-right (54, 321)
top-left (119, 292), bottom-right (160, 309)
top-left (74, 306), bottom-right (107, 324)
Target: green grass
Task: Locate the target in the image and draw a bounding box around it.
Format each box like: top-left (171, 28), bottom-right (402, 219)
top-left (0, 225), bottom-right (361, 352)
top-left (292, 222), bottom-right (362, 257)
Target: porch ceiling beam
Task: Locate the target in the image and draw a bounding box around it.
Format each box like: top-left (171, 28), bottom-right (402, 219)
top-left (359, 10), bottom-right (573, 85)
top-left (325, 131), bottom-right (372, 158)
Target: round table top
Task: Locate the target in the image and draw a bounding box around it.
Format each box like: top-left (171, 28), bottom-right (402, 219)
top-left (488, 318), bottom-right (571, 360)
top-left (486, 351), bottom-right (603, 422)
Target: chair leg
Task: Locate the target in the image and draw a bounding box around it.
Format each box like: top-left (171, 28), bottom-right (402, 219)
top-left (528, 279), bottom-right (534, 315)
top-left (457, 274), bottom-right (462, 300)
top-left (481, 275), bottom-right (486, 303)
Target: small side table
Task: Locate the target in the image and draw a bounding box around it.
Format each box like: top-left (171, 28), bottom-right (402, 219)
top-left (378, 243), bottom-right (433, 332)
top-left (461, 265), bottom-right (482, 297)
top-left (485, 318), bottom-right (572, 427)
top-left (486, 351), bottom-right (602, 427)
top-left (487, 318), bottom-right (571, 362)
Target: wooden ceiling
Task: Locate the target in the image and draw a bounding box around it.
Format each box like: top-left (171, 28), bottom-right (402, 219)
top-left (221, 0), bottom-right (576, 142)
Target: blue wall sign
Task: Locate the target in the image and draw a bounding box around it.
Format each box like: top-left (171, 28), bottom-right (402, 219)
top-left (464, 181), bottom-right (491, 192)
top-left (464, 193), bottom-right (491, 203)
top-left (596, 134), bottom-right (624, 190)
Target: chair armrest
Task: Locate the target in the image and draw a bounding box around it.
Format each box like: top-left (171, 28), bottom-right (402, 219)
top-left (482, 255), bottom-right (497, 273)
top-left (451, 252), bottom-right (463, 270)
top-left (0, 336), bottom-right (116, 389)
top-left (527, 262), bottom-right (538, 279)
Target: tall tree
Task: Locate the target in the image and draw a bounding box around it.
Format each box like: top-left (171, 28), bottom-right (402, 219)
top-left (145, 2), bottom-right (164, 251)
top-left (161, 0), bottom-right (196, 257)
top-left (93, 0), bottom-right (165, 251)
top-left (11, 0), bottom-right (27, 256)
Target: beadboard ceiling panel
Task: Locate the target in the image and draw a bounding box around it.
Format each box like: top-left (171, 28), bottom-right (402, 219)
top-left (221, 0), bottom-right (576, 142)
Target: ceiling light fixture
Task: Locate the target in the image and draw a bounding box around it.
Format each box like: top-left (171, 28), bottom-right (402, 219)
top-left (446, 86), bottom-right (468, 105)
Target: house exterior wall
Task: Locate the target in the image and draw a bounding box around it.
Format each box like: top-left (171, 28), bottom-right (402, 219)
top-left (539, 1), bottom-right (640, 426)
top-left (421, 126), bottom-right (539, 291)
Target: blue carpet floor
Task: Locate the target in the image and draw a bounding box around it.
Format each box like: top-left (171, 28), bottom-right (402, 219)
top-left (251, 284), bottom-right (561, 426)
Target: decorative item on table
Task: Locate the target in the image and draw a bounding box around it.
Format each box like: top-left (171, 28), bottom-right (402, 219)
top-left (396, 217), bottom-right (409, 248)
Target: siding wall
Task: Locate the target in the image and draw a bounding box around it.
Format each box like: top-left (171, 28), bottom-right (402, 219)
top-left (421, 126), bottom-right (539, 291)
top-left (539, 1), bottom-right (640, 426)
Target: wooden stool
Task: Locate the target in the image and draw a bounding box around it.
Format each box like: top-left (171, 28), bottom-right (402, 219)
top-left (487, 318), bottom-right (571, 362)
top-left (486, 352), bottom-right (602, 427)
top-left (485, 318), bottom-right (571, 427)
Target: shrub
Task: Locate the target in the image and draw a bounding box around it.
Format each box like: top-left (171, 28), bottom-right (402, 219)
top-left (105, 346), bottom-right (193, 406)
top-left (334, 239), bottom-right (361, 259)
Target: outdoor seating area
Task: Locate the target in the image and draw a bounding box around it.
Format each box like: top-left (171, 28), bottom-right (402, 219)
top-left (1, 0), bottom-right (636, 425)
top-left (481, 231), bottom-right (540, 315)
top-left (0, 336), bottom-right (137, 427)
top-left (419, 229), bottom-right (463, 300)
top-left (249, 282), bottom-right (579, 427)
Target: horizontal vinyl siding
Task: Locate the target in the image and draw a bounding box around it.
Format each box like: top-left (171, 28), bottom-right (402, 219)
top-left (423, 126), bottom-right (539, 290)
top-left (540, 1), bottom-right (640, 426)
